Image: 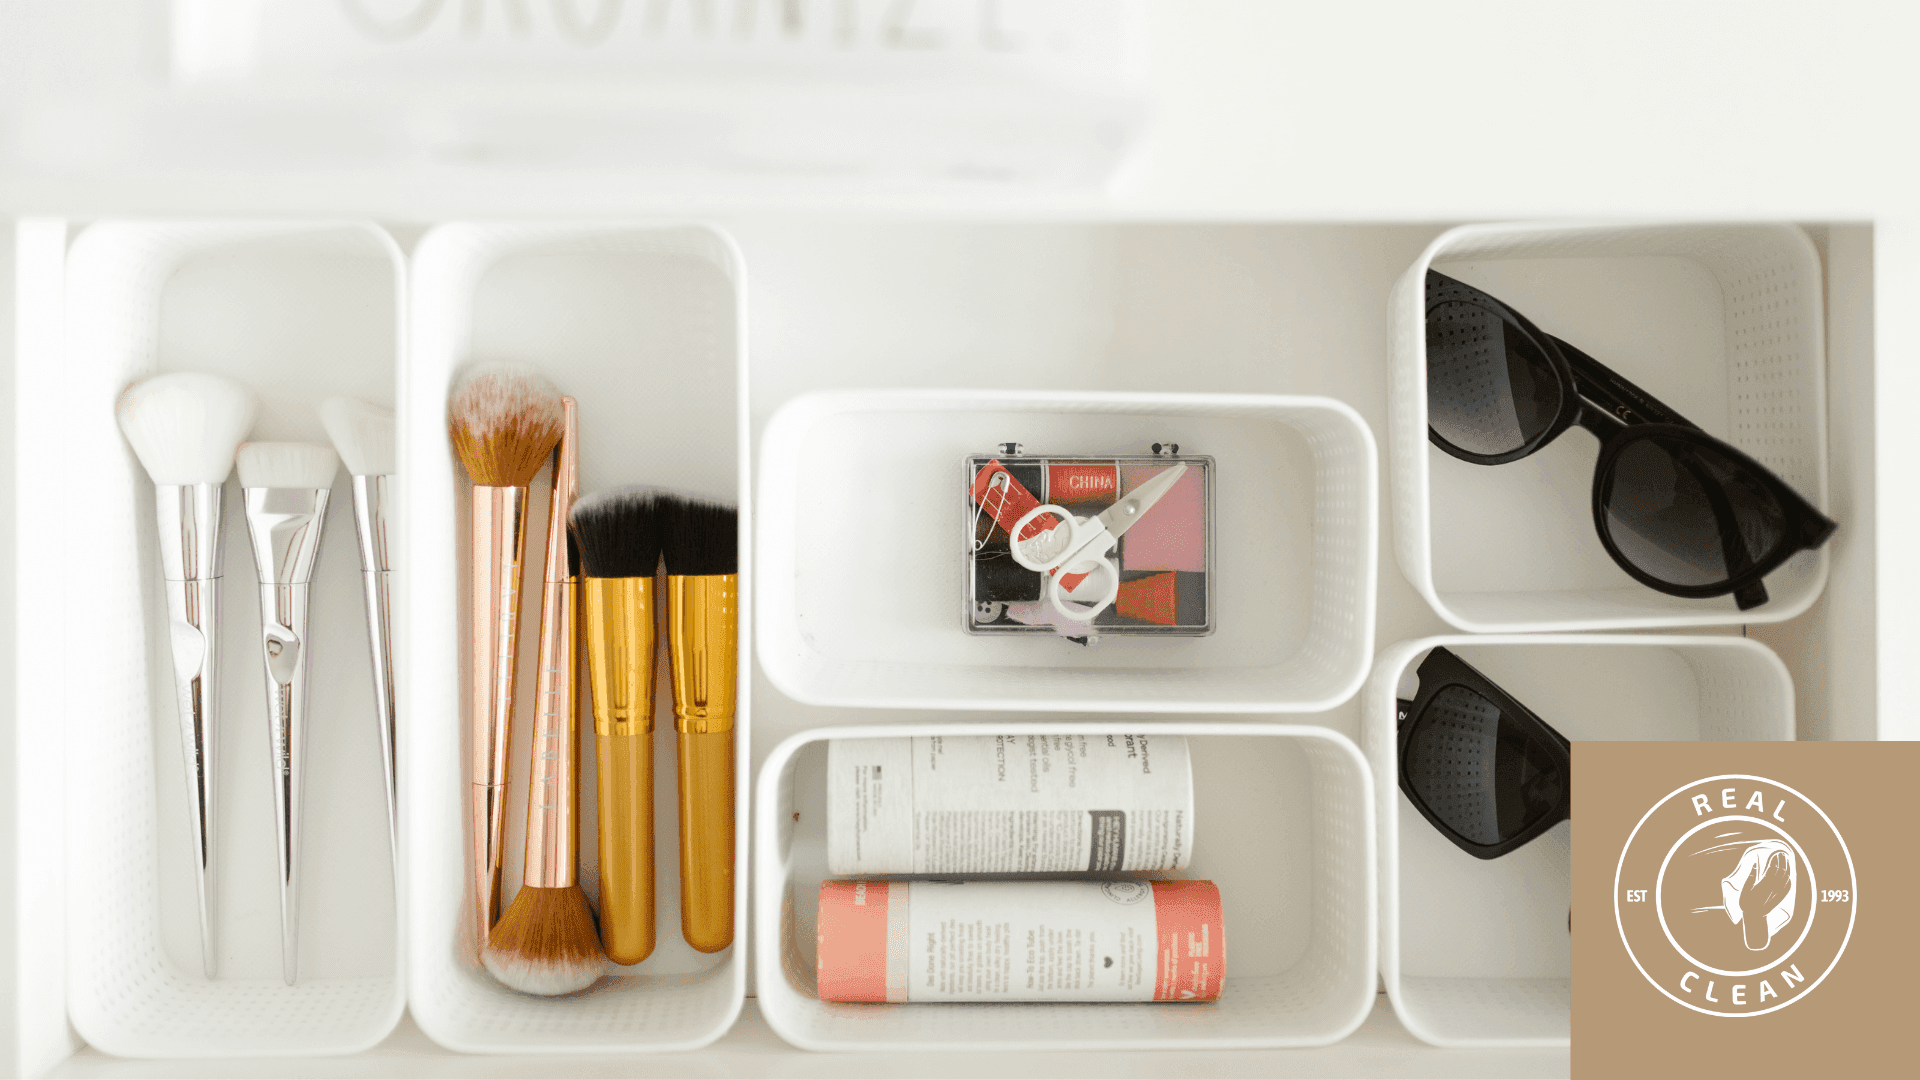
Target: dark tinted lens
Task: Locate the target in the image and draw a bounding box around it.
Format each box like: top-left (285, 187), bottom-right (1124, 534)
top-left (1600, 435), bottom-right (1788, 588)
top-left (1406, 684), bottom-right (1567, 847)
top-left (1426, 300), bottom-right (1564, 458)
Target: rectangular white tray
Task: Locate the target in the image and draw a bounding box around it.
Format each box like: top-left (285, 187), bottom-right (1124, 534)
top-left (59, 221), bottom-right (407, 1057)
top-left (1360, 633), bottom-right (1795, 1048)
top-left (401, 222), bottom-right (751, 1053)
top-left (754, 721), bottom-right (1378, 1051)
top-left (756, 389), bottom-right (1377, 712)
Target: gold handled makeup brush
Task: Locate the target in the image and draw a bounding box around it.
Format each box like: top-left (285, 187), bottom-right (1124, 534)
top-left (661, 494), bottom-right (738, 953)
top-left (448, 363), bottom-right (564, 955)
top-left (569, 488), bottom-right (663, 966)
top-left (116, 371), bottom-right (258, 979)
top-left (482, 398), bottom-right (606, 995)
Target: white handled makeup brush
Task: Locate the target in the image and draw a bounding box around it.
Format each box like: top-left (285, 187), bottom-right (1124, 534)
top-left (237, 441), bottom-right (340, 985)
top-left (319, 397), bottom-right (399, 868)
top-left (116, 372), bottom-right (257, 979)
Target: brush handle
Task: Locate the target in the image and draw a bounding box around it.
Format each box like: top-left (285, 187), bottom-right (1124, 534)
top-left (525, 399), bottom-right (579, 891)
top-left (583, 576), bottom-right (656, 966)
top-left (667, 574), bottom-right (738, 953)
top-left (156, 482), bottom-right (226, 979)
top-left (257, 582), bottom-right (313, 985)
top-left (349, 475), bottom-right (398, 867)
top-left (470, 485), bottom-right (530, 955)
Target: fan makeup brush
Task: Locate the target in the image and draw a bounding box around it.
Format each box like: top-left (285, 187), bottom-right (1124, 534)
top-left (482, 397), bottom-right (607, 995)
top-left (319, 397), bottom-right (399, 866)
top-left (116, 371), bottom-right (257, 979)
top-left (661, 495), bottom-right (739, 953)
top-left (569, 487), bottom-right (663, 966)
top-left (448, 363), bottom-right (565, 954)
top-left (236, 441), bottom-right (340, 985)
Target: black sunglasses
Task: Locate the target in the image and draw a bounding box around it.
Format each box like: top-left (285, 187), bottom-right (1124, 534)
top-left (1425, 270), bottom-right (1837, 611)
top-left (1397, 647), bottom-right (1570, 860)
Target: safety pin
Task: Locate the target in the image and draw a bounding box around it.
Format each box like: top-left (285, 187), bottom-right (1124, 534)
top-left (971, 470), bottom-right (1012, 552)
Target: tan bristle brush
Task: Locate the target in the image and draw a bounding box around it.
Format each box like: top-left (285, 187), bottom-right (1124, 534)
top-left (448, 363), bottom-right (565, 956)
top-left (569, 487), bottom-right (664, 966)
top-left (483, 398), bottom-right (606, 995)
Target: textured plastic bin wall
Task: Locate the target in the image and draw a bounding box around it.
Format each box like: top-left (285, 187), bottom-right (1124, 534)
top-left (1361, 634), bottom-right (1795, 1047)
top-left (402, 223), bottom-right (749, 1053)
top-left (62, 221), bottom-right (407, 1057)
top-left (757, 390), bottom-right (1377, 712)
top-left (1388, 223), bottom-right (1828, 632)
top-left (754, 722), bottom-right (1378, 1051)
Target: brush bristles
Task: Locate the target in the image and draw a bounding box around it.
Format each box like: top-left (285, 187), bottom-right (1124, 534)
top-left (569, 487), bottom-right (665, 579)
top-left (237, 442), bottom-right (340, 490)
top-left (481, 885), bottom-right (606, 996)
top-left (318, 396), bottom-right (396, 476)
top-left (447, 363), bottom-right (564, 487)
top-left (661, 494), bottom-right (739, 577)
top-left (115, 372), bottom-right (257, 485)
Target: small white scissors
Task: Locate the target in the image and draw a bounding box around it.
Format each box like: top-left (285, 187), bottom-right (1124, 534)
top-left (1009, 463), bottom-right (1188, 621)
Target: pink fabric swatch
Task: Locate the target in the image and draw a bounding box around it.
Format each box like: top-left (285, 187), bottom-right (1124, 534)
top-left (1117, 463), bottom-right (1205, 572)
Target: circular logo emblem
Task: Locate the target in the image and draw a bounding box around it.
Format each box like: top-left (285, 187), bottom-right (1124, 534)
top-left (1102, 880), bottom-right (1149, 905)
top-left (1615, 775), bottom-right (1855, 1016)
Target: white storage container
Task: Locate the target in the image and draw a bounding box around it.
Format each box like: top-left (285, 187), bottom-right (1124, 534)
top-left (1360, 634), bottom-right (1796, 1048)
top-left (59, 221), bottom-right (407, 1057)
top-left (1387, 223), bottom-right (1829, 633)
top-left (755, 721), bottom-right (1379, 1051)
top-left (401, 223), bottom-right (750, 1053)
top-left (756, 390), bottom-right (1378, 712)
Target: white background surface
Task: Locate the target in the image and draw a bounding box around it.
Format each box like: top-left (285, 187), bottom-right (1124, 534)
top-left (3, 1), bottom-right (1913, 1076)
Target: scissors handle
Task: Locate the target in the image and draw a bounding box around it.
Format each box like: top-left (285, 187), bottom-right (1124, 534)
top-left (1010, 505), bottom-right (1104, 572)
top-left (1046, 554), bottom-right (1120, 621)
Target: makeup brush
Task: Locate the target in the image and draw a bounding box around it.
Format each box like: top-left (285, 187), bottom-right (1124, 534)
top-left (116, 371), bottom-right (258, 979)
top-left (319, 397), bottom-right (399, 868)
top-left (483, 398), bottom-right (606, 995)
top-left (237, 441), bottom-right (339, 985)
top-left (569, 487), bottom-right (663, 966)
top-left (661, 494), bottom-right (739, 953)
top-left (449, 363), bottom-right (565, 954)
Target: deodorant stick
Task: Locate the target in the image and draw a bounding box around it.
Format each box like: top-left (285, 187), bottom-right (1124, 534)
top-left (815, 879), bottom-right (1225, 1003)
top-left (828, 734), bottom-right (1194, 874)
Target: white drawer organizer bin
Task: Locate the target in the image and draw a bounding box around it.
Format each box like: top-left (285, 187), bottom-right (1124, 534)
top-left (60, 221), bottom-right (407, 1057)
top-left (754, 722), bottom-right (1378, 1051)
top-left (402, 223), bottom-right (750, 1053)
top-left (1387, 222), bottom-right (1829, 632)
top-left (756, 390), bottom-right (1378, 712)
top-left (1360, 634), bottom-right (1795, 1048)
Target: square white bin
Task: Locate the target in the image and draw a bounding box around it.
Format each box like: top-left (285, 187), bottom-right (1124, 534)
top-left (403, 223), bottom-right (749, 1053)
top-left (754, 722), bottom-right (1378, 1051)
top-left (1387, 222), bottom-right (1830, 632)
top-left (1360, 634), bottom-right (1795, 1048)
top-left (59, 221), bottom-right (407, 1057)
top-left (756, 390), bottom-right (1378, 712)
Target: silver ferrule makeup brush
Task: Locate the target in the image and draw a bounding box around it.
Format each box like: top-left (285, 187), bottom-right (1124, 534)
top-left (321, 397), bottom-right (398, 868)
top-left (238, 442), bottom-right (339, 986)
top-left (116, 372), bottom-right (257, 980)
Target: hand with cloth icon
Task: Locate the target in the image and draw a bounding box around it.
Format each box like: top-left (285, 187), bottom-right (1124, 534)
top-left (1721, 840), bottom-right (1796, 951)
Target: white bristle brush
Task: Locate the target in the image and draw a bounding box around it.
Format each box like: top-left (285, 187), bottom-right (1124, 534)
top-left (115, 371), bottom-right (258, 980)
top-left (318, 397), bottom-right (401, 873)
top-left (236, 441), bottom-right (339, 985)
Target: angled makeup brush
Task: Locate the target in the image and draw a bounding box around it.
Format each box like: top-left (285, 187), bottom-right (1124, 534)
top-left (319, 397), bottom-right (399, 868)
top-left (483, 398), bottom-right (607, 995)
top-left (569, 487), bottom-right (664, 966)
top-left (449, 363), bottom-right (565, 954)
top-left (116, 371), bottom-right (258, 979)
top-left (661, 494), bottom-right (739, 953)
top-left (236, 441), bottom-right (339, 985)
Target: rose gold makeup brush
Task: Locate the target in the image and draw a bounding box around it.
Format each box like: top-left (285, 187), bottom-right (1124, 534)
top-left (448, 363), bottom-right (564, 955)
top-left (482, 398), bottom-right (606, 995)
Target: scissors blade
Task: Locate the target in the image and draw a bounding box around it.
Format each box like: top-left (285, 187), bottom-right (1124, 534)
top-left (1095, 463), bottom-right (1189, 540)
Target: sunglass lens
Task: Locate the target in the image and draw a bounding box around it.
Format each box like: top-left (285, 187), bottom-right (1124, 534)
top-left (1426, 300), bottom-right (1563, 458)
top-left (1407, 684), bottom-right (1566, 847)
top-left (1600, 435), bottom-right (1788, 589)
